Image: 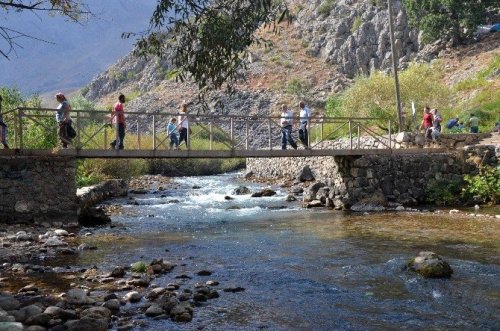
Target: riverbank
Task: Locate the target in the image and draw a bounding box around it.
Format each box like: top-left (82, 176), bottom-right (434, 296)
top-left (1, 173), bottom-right (499, 330)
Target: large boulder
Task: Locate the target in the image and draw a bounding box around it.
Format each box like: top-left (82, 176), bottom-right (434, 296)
top-left (296, 165), bottom-right (315, 182)
top-left (78, 207), bottom-right (111, 226)
top-left (407, 251), bottom-right (453, 278)
top-left (303, 182), bottom-right (326, 202)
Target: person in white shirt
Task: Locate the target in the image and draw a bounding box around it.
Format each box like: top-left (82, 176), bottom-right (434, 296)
top-left (298, 101), bottom-right (311, 148)
top-left (178, 102), bottom-right (190, 149)
top-left (280, 104), bottom-right (297, 150)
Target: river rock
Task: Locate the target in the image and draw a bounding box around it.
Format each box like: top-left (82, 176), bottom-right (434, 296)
top-left (286, 194), bottom-right (297, 202)
top-left (0, 295), bottom-right (20, 311)
top-left (80, 307), bottom-right (111, 321)
top-left (65, 317), bottom-right (108, 331)
top-left (24, 313), bottom-right (52, 327)
top-left (0, 310), bottom-right (15, 322)
top-left (18, 305), bottom-right (43, 322)
top-left (145, 304), bottom-right (164, 317)
top-left (170, 302), bottom-right (193, 322)
top-left (304, 200), bottom-right (324, 208)
top-left (102, 299), bottom-right (120, 313)
top-left (43, 237), bottom-right (67, 247)
top-left (109, 266), bottom-right (126, 278)
top-left (0, 322), bottom-right (23, 331)
top-left (296, 165), bottom-right (315, 182)
top-left (66, 289), bottom-right (94, 305)
top-left (251, 188), bottom-right (276, 197)
top-left (407, 251), bottom-right (453, 278)
top-left (54, 229), bottom-right (69, 236)
top-left (124, 291), bottom-right (142, 303)
top-left (233, 186), bottom-right (251, 195)
top-left (25, 326), bottom-right (47, 331)
top-left (145, 288), bottom-right (166, 301)
top-left (303, 182), bottom-right (325, 202)
top-left (350, 202), bottom-right (386, 212)
top-left (79, 207), bottom-right (111, 226)
top-left (128, 276), bottom-right (150, 287)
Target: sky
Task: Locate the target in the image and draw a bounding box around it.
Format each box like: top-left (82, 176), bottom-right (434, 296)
top-left (0, 0), bottom-right (158, 95)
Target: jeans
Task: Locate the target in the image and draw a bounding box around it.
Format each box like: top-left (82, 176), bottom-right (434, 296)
top-left (470, 126), bottom-right (479, 133)
top-left (281, 125), bottom-right (297, 150)
top-left (170, 133), bottom-right (179, 148)
top-left (111, 123), bottom-right (125, 149)
top-left (298, 123), bottom-right (308, 147)
top-left (179, 127), bottom-right (188, 147)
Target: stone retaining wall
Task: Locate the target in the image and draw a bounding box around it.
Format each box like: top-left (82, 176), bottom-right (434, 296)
top-left (0, 156), bottom-right (77, 225)
top-left (247, 143), bottom-right (497, 208)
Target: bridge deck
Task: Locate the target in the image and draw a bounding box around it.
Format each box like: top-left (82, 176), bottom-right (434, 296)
top-left (0, 148), bottom-right (450, 158)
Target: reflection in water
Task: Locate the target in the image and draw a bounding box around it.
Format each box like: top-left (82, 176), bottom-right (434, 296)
top-left (32, 174), bottom-right (500, 330)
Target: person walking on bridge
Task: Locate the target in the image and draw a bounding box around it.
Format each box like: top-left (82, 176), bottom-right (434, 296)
top-left (298, 101), bottom-right (311, 148)
top-left (420, 106), bottom-right (433, 140)
top-left (110, 94), bottom-right (126, 150)
top-left (178, 101), bottom-right (190, 149)
top-left (280, 104), bottom-right (297, 150)
top-left (55, 93), bottom-right (73, 149)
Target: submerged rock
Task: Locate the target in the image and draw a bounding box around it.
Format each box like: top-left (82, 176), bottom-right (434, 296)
top-left (407, 251), bottom-right (453, 278)
top-left (251, 188), bottom-right (276, 197)
top-left (233, 186), bottom-right (251, 195)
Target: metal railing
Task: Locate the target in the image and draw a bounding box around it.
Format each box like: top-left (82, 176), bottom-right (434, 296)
top-left (0, 107), bottom-right (394, 152)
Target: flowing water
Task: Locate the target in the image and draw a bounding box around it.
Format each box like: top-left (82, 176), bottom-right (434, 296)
top-left (67, 174), bottom-right (500, 330)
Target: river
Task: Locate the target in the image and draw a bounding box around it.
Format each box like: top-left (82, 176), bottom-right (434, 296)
top-left (77, 173), bottom-right (499, 330)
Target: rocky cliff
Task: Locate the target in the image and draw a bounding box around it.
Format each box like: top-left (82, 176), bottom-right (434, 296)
top-left (83, 0), bottom-right (423, 114)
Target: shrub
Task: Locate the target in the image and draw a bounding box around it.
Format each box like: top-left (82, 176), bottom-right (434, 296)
top-left (426, 179), bottom-right (464, 206)
top-left (318, 0), bottom-right (335, 17)
top-left (351, 16), bottom-right (362, 33)
top-left (462, 166), bottom-right (499, 205)
top-left (286, 78), bottom-right (310, 98)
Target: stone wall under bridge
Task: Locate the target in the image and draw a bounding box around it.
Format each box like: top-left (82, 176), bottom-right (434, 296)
top-left (246, 147), bottom-right (496, 209)
top-left (0, 156), bottom-right (78, 225)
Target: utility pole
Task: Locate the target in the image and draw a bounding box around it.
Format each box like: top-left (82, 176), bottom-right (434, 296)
top-left (387, 0), bottom-right (403, 132)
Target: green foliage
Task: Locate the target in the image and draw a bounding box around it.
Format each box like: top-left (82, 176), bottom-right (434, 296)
top-left (351, 16), bottom-right (362, 33)
top-left (325, 95), bottom-right (343, 117)
top-left (164, 69), bottom-right (180, 81)
top-left (402, 0), bottom-right (491, 43)
top-left (340, 63), bottom-right (453, 125)
top-left (286, 78), bottom-right (310, 98)
top-left (462, 166), bottom-right (500, 205)
top-left (130, 261), bottom-right (147, 273)
top-left (134, 0), bottom-right (290, 106)
top-left (318, 0), bottom-right (335, 17)
top-left (80, 86), bottom-right (90, 96)
top-left (426, 179), bottom-right (464, 206)
top-left (70, 95), bottom-right (97, 110)
top-left (126, 71), bottom-right (136, 80)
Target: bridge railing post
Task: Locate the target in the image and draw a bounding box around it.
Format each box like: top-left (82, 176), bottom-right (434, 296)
top-left (245, 119), bottom-right (249, 150)
top-left (348, 120), bottom-right (352, 150)
top-left (152, 115), bottom-right (156, 150)
top-left (136, 120), bottom-right (141, 149)
top-left (230, 118), bottom-right (234, 149)
top-left (209, 121), bottom-right (213, 150)
top-left (388, 120), bottom-right (392, 149)
top-left (268, 118), bottom-right (272, 150)
top-left (18, 108), bottom-right (23, 150)
top-left (357, 123), bottom-right (360, 149)
top-left (76, 109), bottom-right (81, 149)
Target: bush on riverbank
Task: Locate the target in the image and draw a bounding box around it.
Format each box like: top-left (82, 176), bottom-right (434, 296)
top-left (462, 166), bottom-right (500, 205)
top-left (323, 56), bottom-right (499, 136)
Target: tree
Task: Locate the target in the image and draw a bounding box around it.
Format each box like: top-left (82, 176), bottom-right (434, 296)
top-left (129, 0), bottom-right (290, 106)
top-left (402, 0), bottom-right (494, 44)
top-left (0, 0), bottom-right (91, 59)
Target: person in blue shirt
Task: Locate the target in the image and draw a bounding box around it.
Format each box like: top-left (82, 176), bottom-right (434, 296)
top-left (167, 117), bottom-right (179, 150)
top-left (446, 117), bottom-right (460, 130)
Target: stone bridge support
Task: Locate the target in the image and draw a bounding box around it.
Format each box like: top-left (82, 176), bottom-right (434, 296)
top-left (0, 156), bottom-right (78, 225)
top-left (246, 149), bottom-right (494, 208)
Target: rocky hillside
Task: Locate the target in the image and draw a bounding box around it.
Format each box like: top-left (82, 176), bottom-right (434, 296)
top-left (81, 0), bottom-right (496, 118)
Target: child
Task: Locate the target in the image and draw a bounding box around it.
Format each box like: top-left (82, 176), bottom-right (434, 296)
top-left (0, 115), bottom-right (8, 149)
top-left (167, 117), bottom-right (179, 150)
